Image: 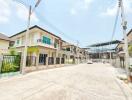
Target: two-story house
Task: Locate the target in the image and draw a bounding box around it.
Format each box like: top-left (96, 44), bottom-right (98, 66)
top-left (61, 41), bottom-right (77, 64)
top-left (0, 33), bottom-right (10, 55)
top-left (61, 42), bottom-right (89, 64)
top-left (62, 41), bottom-right (82, 64)
top-left (10, 25), bottom-right (65, 71)
top-left (79, 48), bottom-right (89, 63)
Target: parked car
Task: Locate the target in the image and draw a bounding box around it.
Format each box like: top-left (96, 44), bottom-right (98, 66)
top-left (87, 60), bottom-right (93, 64)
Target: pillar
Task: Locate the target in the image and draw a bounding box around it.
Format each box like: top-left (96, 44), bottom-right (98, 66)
top-left (46, 56), bottom-right (49, 68)
top-left (36, 53), bottom-right (39, 70)
top-left (60, 57), bottom-right (62, 65)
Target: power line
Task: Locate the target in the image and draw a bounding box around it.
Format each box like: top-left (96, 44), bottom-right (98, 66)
top-left (111, 6), bottom-right (120, 41)
top-left (34, 10), bottom-right (78, 44)
top-left (109, 4), bottom-right (120, 49)
top-left (12, 0), bottom-right (80, 46)
top-left (107, 3), bottom-right (120, 62)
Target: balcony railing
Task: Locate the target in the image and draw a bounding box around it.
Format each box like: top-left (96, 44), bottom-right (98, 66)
top-left (36, 39), bottom-right (59, 49)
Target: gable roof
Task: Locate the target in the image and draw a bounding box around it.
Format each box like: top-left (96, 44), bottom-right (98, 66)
top-left (127, 29), bottom-right (132, 36)
top-left (0, 33), bottom-right (10, 41)
top-left (10, 25), bottom-right (61, 39)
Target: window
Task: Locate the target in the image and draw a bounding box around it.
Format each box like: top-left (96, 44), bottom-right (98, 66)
top-left (43, 36), bottom-right (51, 45)
top-left (16, 40), bottom-right (19, 45)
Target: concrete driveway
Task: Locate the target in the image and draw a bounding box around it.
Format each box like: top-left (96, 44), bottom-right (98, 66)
top-left (0, 63), bottom-right (132, 100)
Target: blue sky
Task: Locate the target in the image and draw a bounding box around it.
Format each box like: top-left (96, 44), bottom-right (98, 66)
top-left (0, 0), bottom-right (132, 47)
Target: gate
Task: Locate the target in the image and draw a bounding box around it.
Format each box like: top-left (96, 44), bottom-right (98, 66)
top-left (1, 55), bottom-right (21, 73)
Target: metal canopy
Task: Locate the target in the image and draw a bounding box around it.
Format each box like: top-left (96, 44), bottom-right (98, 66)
top-left (88, 40), bottom-right (121, 47)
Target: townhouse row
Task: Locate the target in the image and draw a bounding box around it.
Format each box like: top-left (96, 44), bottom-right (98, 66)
top-left (0, 25), bottom-right (88, 72)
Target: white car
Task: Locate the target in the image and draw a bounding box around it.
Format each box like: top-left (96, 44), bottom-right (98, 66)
top-left (87, 60), bottom-right (93, 64)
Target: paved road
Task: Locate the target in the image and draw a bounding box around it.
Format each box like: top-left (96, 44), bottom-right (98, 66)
top-left (0, 63), bottom-right (132, 100)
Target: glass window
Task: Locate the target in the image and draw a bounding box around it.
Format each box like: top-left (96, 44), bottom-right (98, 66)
top-left (43, 36), bottom-right (51, 45)
top-left (17, 40), bottom-right (19, 45)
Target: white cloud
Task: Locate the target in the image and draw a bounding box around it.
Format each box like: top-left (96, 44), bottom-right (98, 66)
top-left (101, 5), bottom-right (117, 16)
top-left (16, 5), bottom-right (39, 22)
top-left (70, 8), bottom-right (77, 15)
top-left (70, 0), bottom-right (93, 15)
top-left (0, 0), bottom-right (39, 24)
top-left (0, 0), bottom-right (11, 23)
top-left (84, 0), bottom-right (93, 9)
top-left (101, 0), bottom-right (132, 17)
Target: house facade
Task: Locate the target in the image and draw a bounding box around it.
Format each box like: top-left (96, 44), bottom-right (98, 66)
top-left (61, 43), bottom-right (89, 64)
top-left (0, 33), bottom-right (10, 55)
top-left (10, 25), bottom-right (88, 72)
top-left (62, 42), bottom-right (78, 64)
top-left (78, 48), bottom-right (89, 63)
top-left (10, 26), bottom-right (65, 71)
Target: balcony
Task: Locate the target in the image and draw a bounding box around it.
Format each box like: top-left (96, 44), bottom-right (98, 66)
top-left (61, 49), bottom-right (76, 55)
top-left (30, 39), bottom-right (59, 49)
top-left (12, 39), bottom-right (60, 50)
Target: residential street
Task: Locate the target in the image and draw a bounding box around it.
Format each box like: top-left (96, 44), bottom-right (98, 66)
top-left (0, 63), bottom-right (132, 100)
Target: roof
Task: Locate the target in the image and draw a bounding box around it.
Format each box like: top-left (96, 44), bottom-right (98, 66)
top-left (0, 33), bottom-right (10, 41)
top-left (88, 40), bottom-right (121, 47)
top-left (127, 29), bottom-right (132, 36)
top-left (10, 25), bottom-right (61, 39)
top-left (82, 48), bottom-right (90, 49)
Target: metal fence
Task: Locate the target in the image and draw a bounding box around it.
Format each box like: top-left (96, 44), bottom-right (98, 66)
top-left (0, 55), bottom-right (21, 73)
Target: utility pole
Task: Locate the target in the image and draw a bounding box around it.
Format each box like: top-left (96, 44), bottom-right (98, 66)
top-left (13, 0), bottom-right (41, 74)
top-left (22, 6), bottom-right (31, 74)
top-left (119, 0), bottom-right (131, 79)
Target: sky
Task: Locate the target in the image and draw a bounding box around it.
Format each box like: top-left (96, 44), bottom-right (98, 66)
top-left (0, 0), bottom-right (132, 47)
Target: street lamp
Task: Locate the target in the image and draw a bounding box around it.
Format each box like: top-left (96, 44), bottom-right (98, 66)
top-left (13, 0), bottom-right (41, 74)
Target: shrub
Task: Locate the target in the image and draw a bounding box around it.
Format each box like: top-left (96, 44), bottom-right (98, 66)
top-left (1, 56), bottom-right (21, 73)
